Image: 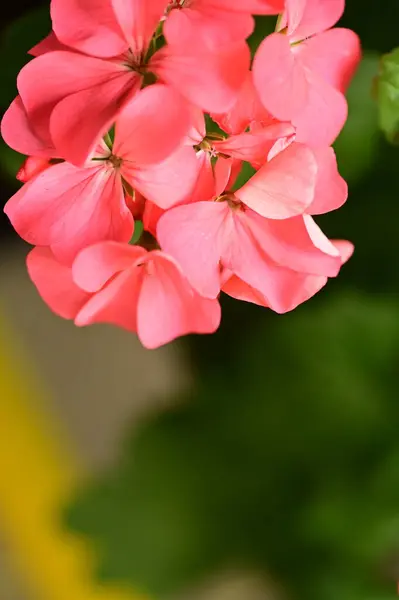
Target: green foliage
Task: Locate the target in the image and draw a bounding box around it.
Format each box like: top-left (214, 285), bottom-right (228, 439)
top-left (335, 53), bottom-right (381, 183)
top-left (376, 48), bottom-right (399, 144)
top-left (130, 220), bottom-right (144, 245)
top-left (66, 293), bottom-right (399, 600)
top-left (231, 161), bottom-right (257, 191)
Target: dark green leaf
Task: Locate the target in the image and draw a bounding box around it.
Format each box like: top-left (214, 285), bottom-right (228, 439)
top-left (231, 161), bottom-right (256, 191)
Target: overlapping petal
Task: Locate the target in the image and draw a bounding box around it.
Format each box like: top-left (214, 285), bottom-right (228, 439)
top-left (151, 41), bottom-right (250, 113)
top-left (283, 0), bottom-right (345, 42)
top-left (235, 143), bottom-right (318, 219)
top-left (253, 33), bottom-right (309, 121)
top-left (73, 245), bottom-right (221, 348)
top-left (27, 247), bottom-right (92, 319)
top-left (5, 162), bottom-right (133, 263)
top-left (157, 199), bottom-right (341, 300)
top-left (122, 145), bottom-right (199, 209)
top-left (1, 96), bottom-right (56, 158)
top-left (211, 73), bottom-right (272, 135)
top-left (50, 0), bottom-right (128, 58)
top-left (164, 5), bottom-right (254, 49)
top-left (113, 84), bottom-right (191, 165)
top-left (298, 28), bottom-right (361, 92)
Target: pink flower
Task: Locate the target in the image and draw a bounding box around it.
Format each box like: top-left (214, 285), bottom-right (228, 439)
top-left (27, 243), bottom-right (221, 349)
top-left (164, 0), bottom-right (284, 49)
top-left (156, 143), bottom-right (345, 304)
top-left (222, 239), bottom-right (354, 312)
top-left (16, 0), bottom-right (249, 164)
top-left (253, 0), bottom-right (361, 145)
top-left (203, 74), bottom-right (348, 215)
top-left (4, 85), bottom-right (198, 264)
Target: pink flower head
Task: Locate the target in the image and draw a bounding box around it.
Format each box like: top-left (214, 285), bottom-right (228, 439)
top-left (27, 243), bottom-right (221, 349)
top-left (253, 0), bottom-right (361, 145)
top-left (156, 143), bottom-right (346, 303)
top-left (164, 0), bottom-right (284, 49)
top-left (158, 191), bottom-right (342, 307)
top-left (4, 85), bottom-right (198, 263)
top-left (16, 0), bottom-right (249, 164)
top-left (0, 0), bottom-right (358, 349)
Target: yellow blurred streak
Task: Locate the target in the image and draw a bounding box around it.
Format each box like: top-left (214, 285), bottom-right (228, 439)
top-left (0, 318), bottom-right (147, 600)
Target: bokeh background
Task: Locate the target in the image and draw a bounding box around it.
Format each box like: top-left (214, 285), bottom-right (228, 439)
top-left (0, 1), bottom-right (398, 600)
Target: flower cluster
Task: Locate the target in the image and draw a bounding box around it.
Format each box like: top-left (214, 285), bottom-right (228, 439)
top-left (2, 0), bottom-right (361, 348)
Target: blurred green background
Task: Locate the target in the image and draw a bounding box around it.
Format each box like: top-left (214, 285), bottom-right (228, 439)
top-left (1, 1), bottom-right (399, 599)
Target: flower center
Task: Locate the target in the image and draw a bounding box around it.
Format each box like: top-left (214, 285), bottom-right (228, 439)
top-left (216, 193), bottom-right (244, 211)
top-left (109, 155), bottom-right (123, 169)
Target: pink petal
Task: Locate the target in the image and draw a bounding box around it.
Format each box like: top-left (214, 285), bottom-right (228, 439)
top-left (1, 96), bottom-right (56, 158)
top-left (72, 241), bottom-right (146, 292)
top-left (143, 201), bottom-right (165, 237)
top-left (29, 31), bottom-right (71, 56)
top-left (18, 51), bottom-right (138, 158)
top-left (285, 0), bottom-right (345, 43)
top-left (50, 69), bottom-right (139, 166)
top-left (214, 123), bottom-right (295, 168)
top-left (280, 0), bottom-right (307, 36)
top-left (5, 162), bottom-right (133, 264)
top-left (235, 142), bottom-right (317, 219)
top-left (111, 0), bottom-right (169, 57)
top-left (136, 251), bottom-right (221, 349)
top-left (253, 33), bottom-right (309, 121)
top-left (50, 0), bottom-right (127, 58)
top-left (175, 151), bottom-right (215, 205)
top-left (333, 240), bottom-right (354, 264)
top-left (309, 147), bottom-right (348, 215)
top-left (75, 266), bottom-right (142, 333)
top-left (266, 133), bottom-right (297, 161)
top-left (17, 157), bottom-right (52, 183)
top-left (245, 211), bottom-right (341, 276)
top-left (211, 72), bottom-right (272, 135)
top-left (190, 151), bottom-right (216, 203)
top-left (202, 0), bottom-right (284, 14)
top-left (222, 268), bottom-right (328, 312)
top-left (214, 156), bottom-right (235, 197)
top-left (184, 106), bottom-right (206, 145)
top-left (164, 6), bottom-right (254, 49)
top-left (151, 41), bottom-right (250, 113)
top-left (122, 146), bottom-right (199, 209)
top-left (113, 84), bottom-right (191, 165)
top-left (298, 28), bottom-right (362, 92)
top-left (27, 246), bottom-right (91, 319)
top-left (222, 273), bottom-right (270, 306)
top-left (213, 156), bottom-right (242, 196)
top-left (218, 211), bottom-right (300, 311)
top-left (292, 71), bottom-right (348, 146)
top-left (211, 208), bottom-right (325, 313)
top-left (157, 200), bottom-right (229, 298)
